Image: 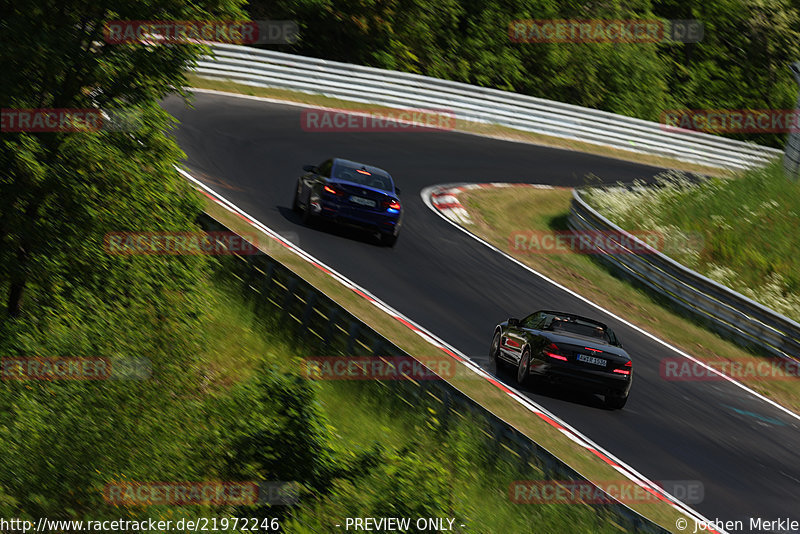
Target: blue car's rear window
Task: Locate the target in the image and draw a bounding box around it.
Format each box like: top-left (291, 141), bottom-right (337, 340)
top-left (333, 163), bottom-right (393, 192)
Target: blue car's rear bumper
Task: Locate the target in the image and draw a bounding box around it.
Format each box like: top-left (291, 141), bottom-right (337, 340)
top-left (317, 200), bottom-right (401, 235)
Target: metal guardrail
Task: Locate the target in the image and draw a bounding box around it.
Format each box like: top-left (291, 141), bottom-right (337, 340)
top-left (568, 190), bottom-right (800, 361)
top-left (199, 212), bottom-right (670, 534)
top-left (193, 43), bottom-right (782, 171)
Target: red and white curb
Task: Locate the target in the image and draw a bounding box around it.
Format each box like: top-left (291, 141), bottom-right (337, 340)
top-left (180, 165), bottom-right (718, 533)
top-left (430, 183), bottom-right (568, 225)
top-left (430, 187), bottom-right (473, 224)
top-left (425, 181), bottom-right (800, 427)
top-left (423, 181), bottom-right (800, 532)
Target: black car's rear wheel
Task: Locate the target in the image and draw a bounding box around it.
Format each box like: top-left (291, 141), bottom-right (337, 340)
top-left (292, 183), bottom-right (301, 213)
top-left (302, 196), bottom-right (316, 227)
top-left (605, 393), bottom-right (628, 410)
top-left (490, 332), bottom-right (502, 367)
top-left (516, 348), bottom-right (530, 385)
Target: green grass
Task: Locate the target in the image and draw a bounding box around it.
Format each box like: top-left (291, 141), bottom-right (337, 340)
top-left (457, 186), bottom-right (800, 413)
top-left (208, 271), bottom-right (625, 534)
top-left (1, 264), bottom-right (627, 533)
top-left (202, 198), bottom-right (696, 533)
top-left (584, 163), bottom-right (800, 322)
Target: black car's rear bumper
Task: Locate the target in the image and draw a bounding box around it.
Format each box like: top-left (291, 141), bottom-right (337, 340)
top-left (530, 361), bottom-right (632, 396)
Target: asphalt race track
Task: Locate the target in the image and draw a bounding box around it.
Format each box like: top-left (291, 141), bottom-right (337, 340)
top-left (163, 91), bottom-right (800, 531)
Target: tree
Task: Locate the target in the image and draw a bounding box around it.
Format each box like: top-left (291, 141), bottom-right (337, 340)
top-left (0, 0), bottom-right (246, 318)
top-left (655, 0), bottom-right (800, 146)
top-left (0, 0), bottom-right (246, 521)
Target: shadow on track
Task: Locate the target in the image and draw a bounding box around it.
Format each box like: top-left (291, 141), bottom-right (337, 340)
top-left (276, 205), bottom-right (388, 247)
top-left (490, 360), bottom-right (610, 411)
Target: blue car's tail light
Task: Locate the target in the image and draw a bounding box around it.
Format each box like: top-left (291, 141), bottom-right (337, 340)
top-left (382, 199), bottom-right (401, 213)
top-left (323, 184), bottom-right (344, 196)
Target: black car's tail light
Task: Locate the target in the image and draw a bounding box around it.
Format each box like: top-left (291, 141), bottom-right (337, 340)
top-left (613, 360), bottom-right (632, 375)
top-left (545, 342), bottom-right (568, 361)
top-left (382, 198), bottom-right (401, 210)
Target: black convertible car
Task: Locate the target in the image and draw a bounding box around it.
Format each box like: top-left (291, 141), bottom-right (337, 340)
top-left (490, 310), bottom-right (632, 409)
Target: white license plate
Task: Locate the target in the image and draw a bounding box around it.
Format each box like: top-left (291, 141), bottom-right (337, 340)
top-left (350, 195), bottom-right (376, 207)
top-left (577, 354), bottom-right (607, 367)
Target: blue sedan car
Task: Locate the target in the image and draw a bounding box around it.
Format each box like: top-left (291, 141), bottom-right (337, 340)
top-left (292, 158), bottom-right (403, 246)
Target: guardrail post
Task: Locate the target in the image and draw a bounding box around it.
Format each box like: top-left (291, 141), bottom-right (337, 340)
top-left (261, 261), bottom-right (275, 286)
top-left (346, 320), bottom-right (361, 354)
top-left (300, 289), bottom-right (318, 331)
top-left (282, 277), bottom-right (299, 310)
top-left (322, 308), bottom-right (341, 354)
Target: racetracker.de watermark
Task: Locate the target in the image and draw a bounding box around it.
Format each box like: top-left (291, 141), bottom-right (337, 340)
top-left (1, 108), bottom-right (142, 132)
top-left (104, 231), bottom-right (271, 256)
top-left (301, 108), bottom-right (457, 132)
top-left (301, 356), bottom-right (456, 381)
top-left (509, 479), bottom-right (704, 504)
top-left (508, 230), bottom-right (703, 255)
top-left (103, 20), bottom-right (298, 45)
top-left (509, 19), bottom-right (703, 43)
top-left (661, 109), bottom-right (800, 133)
top-left (660, 358), bottom-right (800, 381)
top-left (1, 356), bottom-right (152, 381)
top-left (102, 481), bottom-right (299, 506)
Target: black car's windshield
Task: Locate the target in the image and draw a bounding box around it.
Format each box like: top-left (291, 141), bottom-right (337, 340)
top-left (543, 314), bottom-right (618, 345)
top-left (333, 163), bottom-right (393, 192)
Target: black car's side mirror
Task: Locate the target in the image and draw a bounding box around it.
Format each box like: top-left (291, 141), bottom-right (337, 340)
top-left (508, 318), bottom-right (520, 327)
top-left (303, 165), bottom-right (318, 173)
top-left (395, 186), bottom-right (402, 195)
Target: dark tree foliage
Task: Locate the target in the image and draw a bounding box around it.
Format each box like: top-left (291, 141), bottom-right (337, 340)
top-left (0, 0), bottom-right (252, 522)
top-left (249, 0), bottom-right (800, 145)
top-left (0, 0), bottom-right (244, 319)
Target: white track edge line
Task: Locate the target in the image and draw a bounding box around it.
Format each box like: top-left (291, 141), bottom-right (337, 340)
top-left (421, 183), bottom-right (800, 426)
top-left (180, 167), bottom-right (715, 530)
